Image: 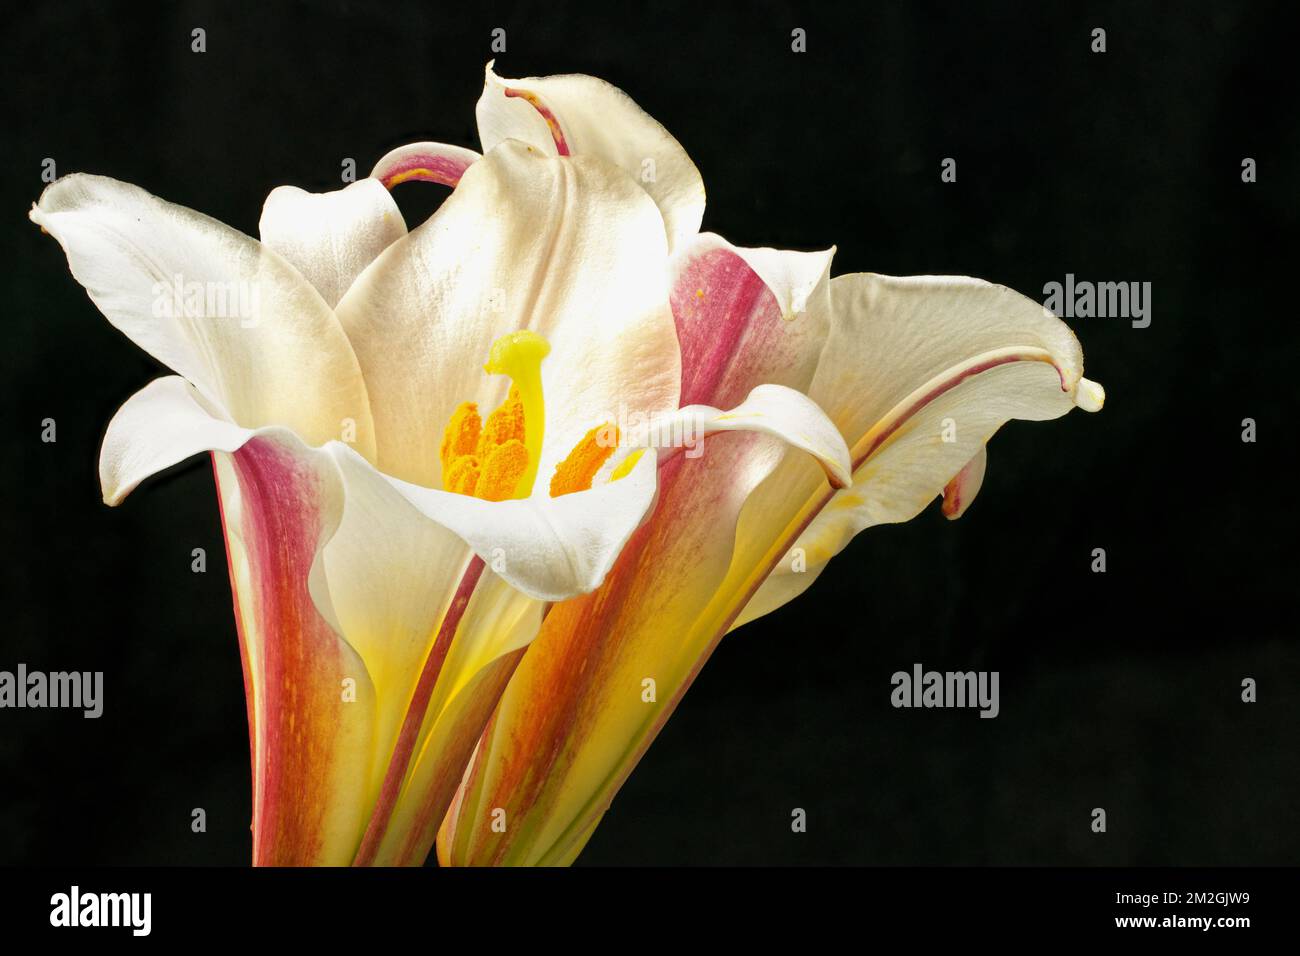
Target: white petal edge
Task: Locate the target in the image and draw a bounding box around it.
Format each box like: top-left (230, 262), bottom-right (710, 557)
top-left (351, 444), bottom-right (661, 604)
top-left (477, 62), bottom-right (705, 253)
top-left (101, 376), bottom-right (258, 506)
top-left (258, 178), bottom-right (408, 308)
top-left (708, 237), bottom-right (837, 322)
top-left (33, 173), bottom-right (375, 455)
top-left (369, 141), bottom-right (483, 188)
top-left (625, 382), bottom-right (852, 490)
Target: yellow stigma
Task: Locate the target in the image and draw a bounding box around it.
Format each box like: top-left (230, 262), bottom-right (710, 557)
top-left (482, 330), bottom-right (549, 497)
top-left (439, 330), bottom-right (550, 500)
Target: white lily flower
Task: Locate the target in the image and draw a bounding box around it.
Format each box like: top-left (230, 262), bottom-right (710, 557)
top-left (31, 82), bottom-right (850, 865)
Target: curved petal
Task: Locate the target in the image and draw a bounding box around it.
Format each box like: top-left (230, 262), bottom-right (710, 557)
top-left (331, 440), bottom-right (660, 604)
top-left (643, 383), bottom-right (851, 488)
top-left (335, 139), bottom-right (680, 487)
top-left (942, 446), bottom-right (987, 520)
top-left (671, 232), bottom-right (834, 407)
top-left (258, 178), bottom-right (407, 308)
top-left (100, 376), bottom-right (256, 506)
top-left (370, 141), bottom-right (482, 189)
top-left (213, 433), bottom-right (378, 866)
top-left (731, 273), bottom-right (1104, 628)
top-left (311, 449), bottom-right (541, 867)
top-left (366, 570), bottom-right (541, 865)
top-left (476, 63), bottom-right (705, 252)
top-left (720, 241), bottom-right (837, 322)
top-left (31, 174), bottom-right (375, 455)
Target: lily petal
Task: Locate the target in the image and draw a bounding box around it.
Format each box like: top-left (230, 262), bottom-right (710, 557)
top-left (732, 273), bottom-right (1104, 629)
top-left (365, 570), bottom-right (542, 866)
top-left (99, 378), bottom-right (381, 862)
top-left (259, 178), bottom-right (407, 308)
top-left (333, 441), bottom-right (661, 603)
top-left (672, 233), bottom-right (834, 406)
top-left (476, 63), bottom-right (705, 252)
top-left (335, 139), bottom-right (680, 487)
top-left (101, 376), bottom-right (257, 506)
top-left (370, 141), bottom-right (482, 189)
top-left (31, 174), bottom-right (375, 455)
top-left (942, 446), bottom-right (987, 520)
top-left (646, 383), bottom-right (851, 489)
top-left (213, 432), bottom-right (378, 866)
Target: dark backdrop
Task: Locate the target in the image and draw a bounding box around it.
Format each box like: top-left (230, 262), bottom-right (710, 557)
top-left (1, 0), bottom-right (1295, 866)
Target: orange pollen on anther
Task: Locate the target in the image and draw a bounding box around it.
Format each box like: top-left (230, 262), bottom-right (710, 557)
top-left (549, 424), bottom-right (619, 497)
top-left (439, 402), bottom-right (482, 475)
top-left (478, 439), bottom-right (529, 502)
top-left (443, 455), bottom-right (482, 496)
top-left (477, 385), bottom-right (526, 456)
top-left (441, 387), bottom-right (532, 500)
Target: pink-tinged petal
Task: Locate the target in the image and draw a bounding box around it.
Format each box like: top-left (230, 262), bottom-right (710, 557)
top-left (502, 88), bottom-right (571, 155)
top-left (370, 142), bottom-right (482, 189)
top-left (97, 375), bottom-right (646, 867)
top-left (671, 233), bottom-right (834, 407)
top-left (440, 266), bottom-right (1103, 866)
top-left (942, 446), bottom-right (987, 519)
top-left (213, 435), bottom-right (376, 866)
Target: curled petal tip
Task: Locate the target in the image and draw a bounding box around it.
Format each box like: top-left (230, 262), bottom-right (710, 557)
top-left (941, 447), bottom-right (988, 521)
top-left (1075, 377), bottom-right (1105, 412)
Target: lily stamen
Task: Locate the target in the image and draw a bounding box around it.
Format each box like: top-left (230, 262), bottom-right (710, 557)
top-left (439, 330), bottom-right (550, 501)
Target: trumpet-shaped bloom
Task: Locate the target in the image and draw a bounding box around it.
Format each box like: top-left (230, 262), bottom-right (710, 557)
top-left (436, 69), bottom-right (1105, 866)
top-left (32, 83), bottom-right (850, 864)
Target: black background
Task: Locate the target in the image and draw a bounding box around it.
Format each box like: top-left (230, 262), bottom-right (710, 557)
top-left (1, 0), bottom-right (1296, 866)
